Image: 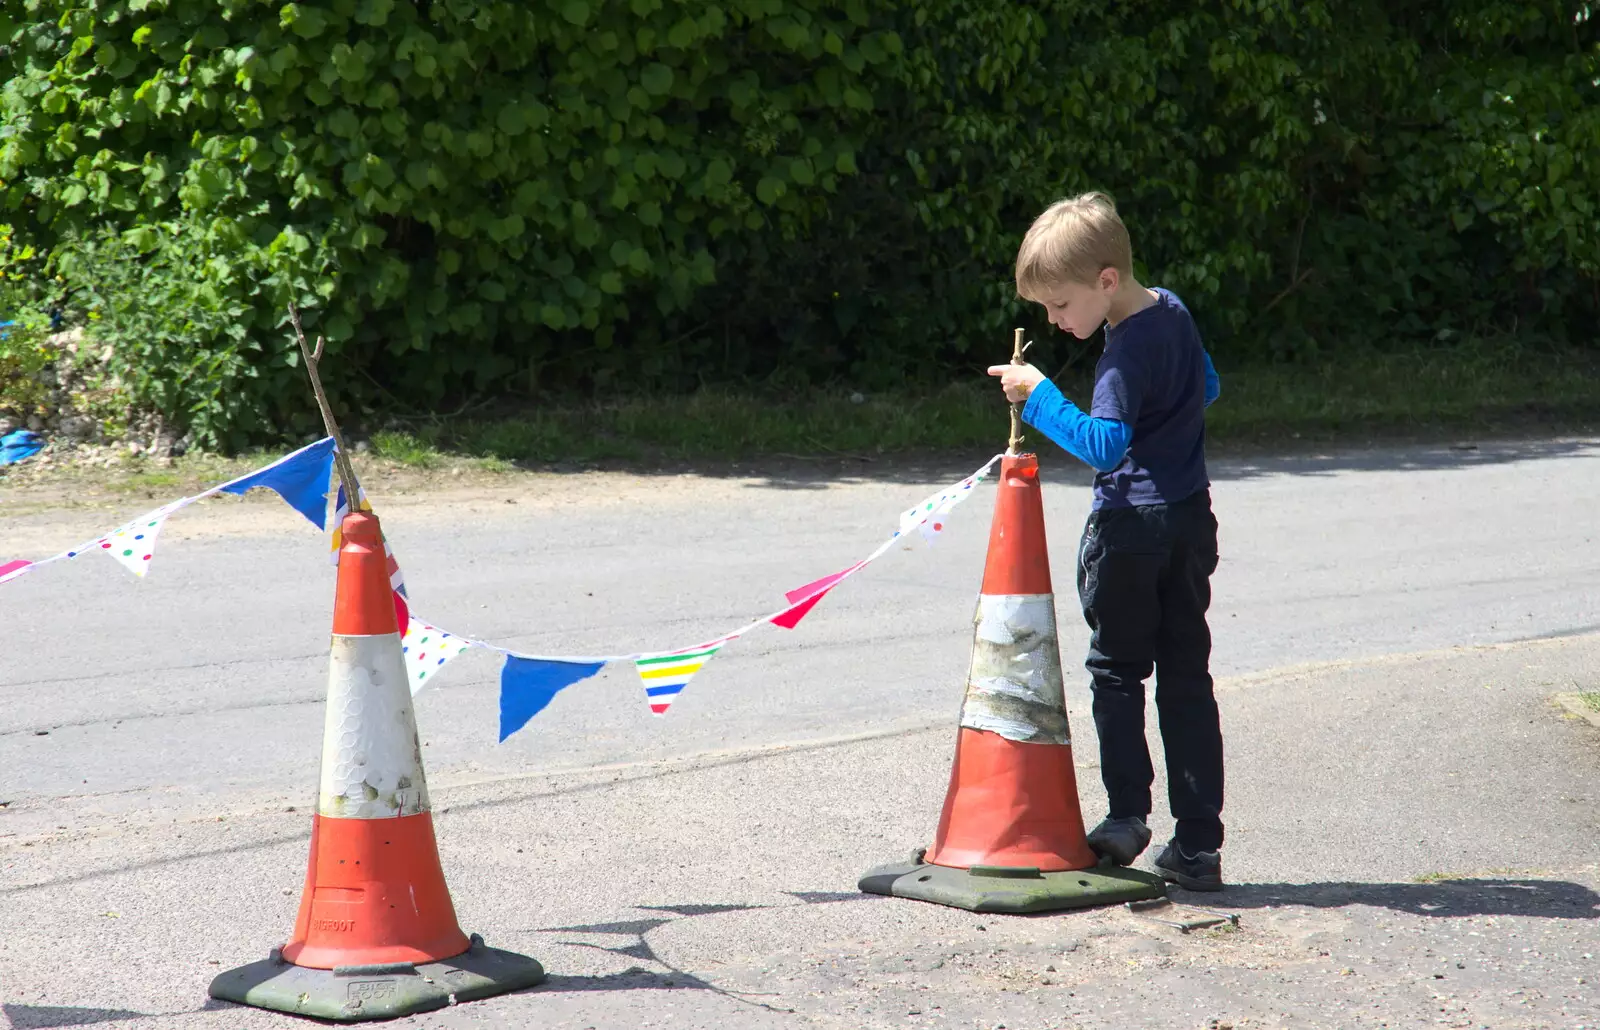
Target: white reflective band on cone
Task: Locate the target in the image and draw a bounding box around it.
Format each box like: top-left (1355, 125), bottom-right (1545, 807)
top-left (960, 593), bottom-right (1071, 745)
top-left (318, 633), bottom-right (432, 819)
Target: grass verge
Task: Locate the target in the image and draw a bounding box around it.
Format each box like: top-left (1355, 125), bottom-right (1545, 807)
top-left (3, 340), bottom-right (1598, 498)
top-left (364, 341), bottom-right (1600, 468)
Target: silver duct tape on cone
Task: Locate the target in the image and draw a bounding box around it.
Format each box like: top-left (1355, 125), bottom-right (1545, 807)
top-left (960, 593), bottom-right (1071, 745)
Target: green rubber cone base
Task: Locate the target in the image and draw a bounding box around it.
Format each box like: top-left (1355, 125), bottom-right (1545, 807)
top-left (208, 933), bottom-right (545, 1023)
top-left (859, 852), bottom-right (1166, 914)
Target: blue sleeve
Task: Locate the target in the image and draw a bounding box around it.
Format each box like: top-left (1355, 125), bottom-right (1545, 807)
top-left (1203, 351), bottom-right (1220, 407)
top-left (1021, 379), bottom-right (1133, 473)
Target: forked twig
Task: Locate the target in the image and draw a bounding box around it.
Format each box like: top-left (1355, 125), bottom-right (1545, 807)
top-left (1007, 327), bottom-right (1027, 456)
top-left (287, 301), bottom-right (362, 512)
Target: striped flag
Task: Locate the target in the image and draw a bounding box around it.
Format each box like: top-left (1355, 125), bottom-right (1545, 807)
top-left (329, 482), bottom-right (407, 598)
top-left (634, 641), bottom-right (728, 716)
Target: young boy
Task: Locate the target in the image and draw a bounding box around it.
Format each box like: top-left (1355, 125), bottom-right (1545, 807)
top-left (987, 191), bottom-right (1225, 891)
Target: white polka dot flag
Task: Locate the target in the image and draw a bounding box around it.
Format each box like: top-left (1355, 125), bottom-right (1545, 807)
top-left (634, 640), bottom-right (729, 716)
top-left (896, 466), bottom-right (993, 545)
top-left (95, 504), bottom-right (178, 578)
top-left (400, 617), bottom-right (475, 696)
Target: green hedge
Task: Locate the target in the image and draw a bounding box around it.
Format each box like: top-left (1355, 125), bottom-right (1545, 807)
top-left (2, 1), bottom-right (1596, 447)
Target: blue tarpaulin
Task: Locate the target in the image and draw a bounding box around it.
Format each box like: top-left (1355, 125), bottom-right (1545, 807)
top-left (0, 429), bottom-right (44, 466)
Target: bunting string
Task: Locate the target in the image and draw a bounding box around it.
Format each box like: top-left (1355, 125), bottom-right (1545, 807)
top-left (0, 437), bottom-right (337, 586)
top-left (3, 439), bottom-right (1002, 739)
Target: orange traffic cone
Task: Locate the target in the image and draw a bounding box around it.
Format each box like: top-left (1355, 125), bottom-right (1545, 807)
top-left (860, 454), bottom-right (1164, 913)
top-left (210, 512), bottom-right (544, 1021)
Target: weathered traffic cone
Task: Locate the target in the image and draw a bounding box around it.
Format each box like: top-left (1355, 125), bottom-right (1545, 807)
top-left (859, 454), bottom-right (1165, 913)
top-left (210, 512), bottom-right (545, 1021)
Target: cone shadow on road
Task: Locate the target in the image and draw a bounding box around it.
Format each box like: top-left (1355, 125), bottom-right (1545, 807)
top-left (530, 892), bottom-right (871, 1005)
top-left (1194, 879), bottom-right (1600, 919)
top-left (637, 902), bottom-right (767, 917)
top-left (2, 999), bottom-right (302, 1027)
top-left (535, 968), bottom-right (726, 995)
top-left (540, 939), bottom-right (788, 1012)
top-left (1, 1004), bottom-right (150, 1029)
top-left (534, 952), bottom-right (792, 1015)
top-left (536, 892), bottom-right (870, 939)
top-left (544, 918), bottom-right (676, 935)
top-left (565, 938), bottom-right (660, 962)
top-left (783, 891), bottom-right (866, 904)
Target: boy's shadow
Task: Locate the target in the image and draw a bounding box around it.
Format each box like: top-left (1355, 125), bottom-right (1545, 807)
top-left (1191, 878), bottom-right (1600, 919)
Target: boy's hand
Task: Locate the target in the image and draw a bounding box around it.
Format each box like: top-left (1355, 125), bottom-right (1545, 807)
top-left (987, 362), bottom-right (1047, 403)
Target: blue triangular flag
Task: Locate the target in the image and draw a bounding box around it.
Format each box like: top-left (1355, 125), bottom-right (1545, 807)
top-left (219, 437), bottom-right (337, 529)
top-left (499, 655), bottom-right (606, 742)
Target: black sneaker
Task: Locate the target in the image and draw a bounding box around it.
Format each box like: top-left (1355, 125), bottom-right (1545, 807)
top-left (1152, 839), bottom-right (1224, 892)
top-left (1086, 816), bottom-right (1152, 866)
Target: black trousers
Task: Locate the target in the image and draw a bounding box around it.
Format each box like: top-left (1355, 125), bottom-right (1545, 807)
top-left (1076, 489), bottom-right (1224, 852)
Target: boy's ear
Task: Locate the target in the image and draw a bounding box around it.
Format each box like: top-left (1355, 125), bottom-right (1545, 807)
top-left (1098, 267), bottom-right (1120, 292)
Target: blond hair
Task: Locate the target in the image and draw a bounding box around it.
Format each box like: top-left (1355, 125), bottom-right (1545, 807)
top-left (1014, 192), bottom-right (1133, 300)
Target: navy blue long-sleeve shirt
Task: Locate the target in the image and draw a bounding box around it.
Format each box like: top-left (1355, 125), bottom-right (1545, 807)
top-left (1021, 290), bottom-right (1219, 506)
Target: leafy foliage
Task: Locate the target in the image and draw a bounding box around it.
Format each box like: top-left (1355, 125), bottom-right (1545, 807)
top-left (0, 222), bottom-right (59, 417)
top-left (763, 0), bottom-right (1600, 375)
top-left (1, 0), bottom-right (1596, 446)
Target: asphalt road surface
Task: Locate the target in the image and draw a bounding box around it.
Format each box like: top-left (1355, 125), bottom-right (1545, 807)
top-left (3, 438), bottom-right (1598, 1029)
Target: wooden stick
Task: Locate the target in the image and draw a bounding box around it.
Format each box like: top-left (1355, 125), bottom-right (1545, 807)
top-left (1007, 326), bottom-right (1025, 456)
top-left (286, 302), bottom-right (363, 513)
